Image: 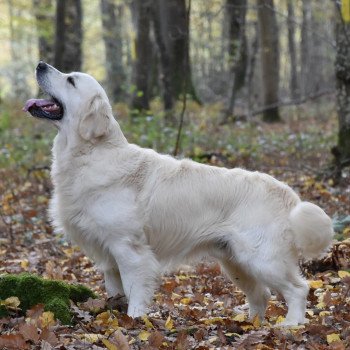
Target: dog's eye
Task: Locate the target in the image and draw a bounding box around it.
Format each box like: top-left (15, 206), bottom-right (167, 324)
top-left (67, 76), bottom-right (76, 87)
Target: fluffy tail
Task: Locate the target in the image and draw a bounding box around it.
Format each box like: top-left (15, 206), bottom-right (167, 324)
top-left (289, 201), bottom-right (334, 260)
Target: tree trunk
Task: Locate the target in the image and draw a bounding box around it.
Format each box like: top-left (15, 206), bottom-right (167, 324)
top-left (287, 0), bottom-right (299, 99)
top-left (100, 0), bottom-right (125, 102)
top-left (131, 0), bottom-right (152, 111)
top-left (54, 0), bottom-right (83, 72)
top-left (335, 8), bottom-right (350, 169)
top-left (154, 0), bottom-right (198, 102)
top-left (33, 0), bottom-right (54, 64)
top-left (257, 0), bottom-right (280, 122)
top-left (225, 0), bottom-right (247, 118)
top-left (151, 1), bottom-right (174, 111)
top-left (300, 0), bottom-right (312, 96)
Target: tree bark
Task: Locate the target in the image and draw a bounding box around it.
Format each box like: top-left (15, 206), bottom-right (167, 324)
top-left (131, 0), bottom-right (152, 111)
top-left (154, 0), bottom-right (198, 102)
top-left (151, 1), bottom-right (173, 111)
top-left (257, 0), bottom-right (280, 122)
top-left (54, 0), bottom-right (83, 72)
top-left (335, 9), bottom-right (350, 168)
top-left (225, 0), bottom-right (247, 118)
top-left (300, 0), bottom-right (312, 96)
top-left (33, 0), bottom-right (54, 64)
top-left (287, 0), bottom-right (299, 99)
top-left (100, 0), bottom-right (125, 102)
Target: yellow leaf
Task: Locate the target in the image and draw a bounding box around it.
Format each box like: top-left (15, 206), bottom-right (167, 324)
top-left (309, 280), bottom-right (323, 289)
top-left (241, 324), bottom-right (254, 331)
top-left (96, 311), bottom-right (111, 324)
top-left (81, 333), bottom-right (102, 343)
top-left (21, 259), bottom-right (29, 269)
top-left (327, 333), bottom-right (341, 344)
top-left (102, 338), bottom-right (118, 350)
top-left (138, 330), bottom-right (151, 341)
top-left (180, 297), bottom-right (191, 305)
top-left (142, 315), bottom-right (154, 329)
top-left (233, 313), bottom-right (246, 322)
top-left (252, 314), bottom-right (261, 328)
top-left (316, 302), bottom-right (326, 309)
top-left (40, 311), bottom-right (55, 327)
top-left (165, 315), bottom-right (174, 330)
top-left (338, 270), bottom-right (350, 278)
top-left (1, 296), bottom-right (21, 308)
top-left (202, 317), bottom-right (224, 325)
top-left (275, 316), bottom-right (285, 324)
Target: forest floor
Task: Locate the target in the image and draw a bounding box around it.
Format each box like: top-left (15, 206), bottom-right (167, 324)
top-left (0, 101), bottom-right (350, 349)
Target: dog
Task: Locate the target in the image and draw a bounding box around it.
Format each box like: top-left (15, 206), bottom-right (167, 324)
top-left (24, 62), bottom-right (334, 326)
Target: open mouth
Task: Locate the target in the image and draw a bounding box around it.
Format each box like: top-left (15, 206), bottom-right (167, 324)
top-left (23, 97), bottom-right (64, 120)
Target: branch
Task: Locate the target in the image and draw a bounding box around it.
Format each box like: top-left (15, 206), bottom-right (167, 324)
top-left (223, 89), bottom-right (335, 123)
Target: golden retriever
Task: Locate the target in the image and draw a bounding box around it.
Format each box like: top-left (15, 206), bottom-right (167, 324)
top-left (24, 62), bottom-right (334, 325)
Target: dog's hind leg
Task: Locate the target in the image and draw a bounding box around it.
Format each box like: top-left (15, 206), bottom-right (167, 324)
top-left (263, 267), bottom-right (309, 326)
top-left (109, 240), bottom-right (160, 318)
top-left (220, 258), bottom-right (271, 321)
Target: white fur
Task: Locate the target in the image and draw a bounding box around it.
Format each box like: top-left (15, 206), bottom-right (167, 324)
top-left (33, 64), bottom-right (334, 325)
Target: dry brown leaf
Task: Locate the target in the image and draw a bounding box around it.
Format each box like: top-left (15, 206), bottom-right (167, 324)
top-left (0, 334), bottom-right (28, 350)
top-left (148, 330), bottom-right (164, 348)
top-left (19, 323), bottom-right (40, 342)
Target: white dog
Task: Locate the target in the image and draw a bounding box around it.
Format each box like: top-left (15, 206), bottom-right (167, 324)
top-left (24, 62), bottom-right (334, 326)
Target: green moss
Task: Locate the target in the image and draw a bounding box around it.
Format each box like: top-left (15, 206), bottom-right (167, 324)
top-left (45, 297), bottom-right (72, 325)
top-left (0, 273), bottom-right (95, 324)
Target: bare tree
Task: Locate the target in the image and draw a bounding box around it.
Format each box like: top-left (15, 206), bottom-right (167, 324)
top-left (100, 0), bottom-right (125, 102)
top-left (334, 6), bottom-right (350, 173)
top-left (257, 0), bottom-right (280, 122)
top-left (54, 0), bottom-right (83, 72)
top-left (224, 0), bottom-right (247, 119)
top-left (33, 0), bottom-right (54, 64)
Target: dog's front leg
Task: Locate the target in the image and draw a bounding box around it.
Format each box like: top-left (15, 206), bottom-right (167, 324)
top-left (104, 267), bottom-right (124, 297)
top-left (109, 240), bottom-right (160, 318)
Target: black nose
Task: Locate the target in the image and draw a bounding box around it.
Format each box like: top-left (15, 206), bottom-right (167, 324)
top-left (37, 61), bottom-right (47, 71)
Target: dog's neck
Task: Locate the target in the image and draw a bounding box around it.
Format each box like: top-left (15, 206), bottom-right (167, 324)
top-left (52, 118), bottom-right (128, 162)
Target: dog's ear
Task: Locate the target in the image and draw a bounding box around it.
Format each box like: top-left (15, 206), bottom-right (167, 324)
top-left (79, 94), bottom-right (112, 141)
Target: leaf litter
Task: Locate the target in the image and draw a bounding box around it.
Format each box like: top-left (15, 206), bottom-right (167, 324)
top-left (0, 118), bottom-right (349, 349)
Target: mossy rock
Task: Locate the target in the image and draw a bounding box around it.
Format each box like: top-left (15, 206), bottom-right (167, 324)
top-left (0, 273), bottom-right (95, 324)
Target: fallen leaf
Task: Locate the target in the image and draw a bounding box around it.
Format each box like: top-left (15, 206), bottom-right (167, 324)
top-left (148, 330), bottom-right (164, 347)
top-left (309, 280), bottom-right (323, 289)
top-left (40, 328), bottom-right (58, 346)
top-left (138, 330), bottom-right (151, 341)
top-left (338, 270), bottom-right (350, 278)
top-left (233, 313), bottom-right (246, 322)
top-left (165, 315), bottom-right (174, 330)
top-left (0, 334), bottom-right (28, 350)
top-left (102, 338), bottom-right (118, 350)
top-left (142, 315), bottom-right (154, 329)
top-left (327, 333), bottom-right (341, 344)
top-left (19, 323), bottom-right (40, 342)
top-left (1, 296), bottom-right (21, 309)
top-left (39, 311), bottom-right (55, 328)
top-left (111, 330), bottom-right (130, 350)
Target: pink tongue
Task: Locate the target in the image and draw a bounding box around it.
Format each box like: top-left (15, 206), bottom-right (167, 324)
top-left (23, 98), bottom-right (54, 112)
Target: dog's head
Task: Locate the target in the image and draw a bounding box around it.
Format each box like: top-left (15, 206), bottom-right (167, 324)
top-left (24, 62), bottom-right (113, 141)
